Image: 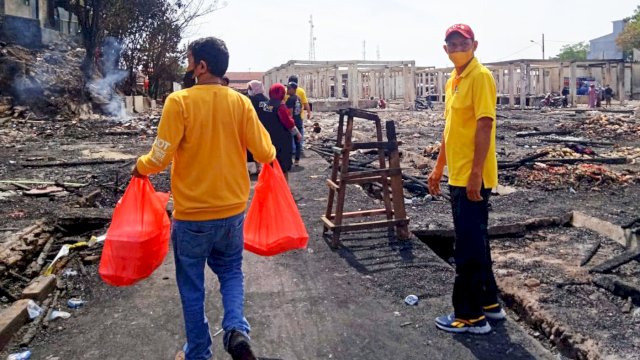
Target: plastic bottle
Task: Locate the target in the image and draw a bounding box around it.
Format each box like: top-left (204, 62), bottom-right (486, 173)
top-left (7, 350), bottom-right (31, 360)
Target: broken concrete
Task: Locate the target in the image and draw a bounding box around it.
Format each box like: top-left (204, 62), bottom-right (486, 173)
top-left (572, 210), bottom-right (640, 249)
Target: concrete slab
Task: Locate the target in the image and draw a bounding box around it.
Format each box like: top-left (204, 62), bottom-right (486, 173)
top-left (125, 96), bottom-right (134, 114)
top-left (571, 211), bottom-right (639, 249)
top-left (133, 96), bottom-right (146, 113)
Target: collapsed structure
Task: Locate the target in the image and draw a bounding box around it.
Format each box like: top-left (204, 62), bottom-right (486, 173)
top-left (265, 58), bottom-right (638, 109)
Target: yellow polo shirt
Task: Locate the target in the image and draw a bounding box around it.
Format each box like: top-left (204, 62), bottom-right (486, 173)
top-left (443, 57), bottom-right (498, 188)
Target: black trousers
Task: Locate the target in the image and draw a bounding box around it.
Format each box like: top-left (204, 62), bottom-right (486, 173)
top-left (449, 185), bottom-right (499, 320)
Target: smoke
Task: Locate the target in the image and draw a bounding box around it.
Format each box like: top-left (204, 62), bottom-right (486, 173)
top-left (86, 37), bottom-right (128, 120)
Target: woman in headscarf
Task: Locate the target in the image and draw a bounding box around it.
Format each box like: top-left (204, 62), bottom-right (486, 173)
top-left (247, 80), bottom-right (268, 174)
top-left (248, 82), bottom-right (301, 180)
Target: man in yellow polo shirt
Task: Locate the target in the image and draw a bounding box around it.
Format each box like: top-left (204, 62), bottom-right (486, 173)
top-left (133, 37), bottom-right (275, 360)
top-left (427, 24), bottom-right (503, 334)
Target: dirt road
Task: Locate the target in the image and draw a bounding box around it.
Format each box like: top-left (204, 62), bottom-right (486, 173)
top-left (26, 152), bottom-right (552, 360)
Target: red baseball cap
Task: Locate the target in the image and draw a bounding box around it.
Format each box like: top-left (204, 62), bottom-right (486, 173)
top-left (445, 24), bottom-right (475, 41)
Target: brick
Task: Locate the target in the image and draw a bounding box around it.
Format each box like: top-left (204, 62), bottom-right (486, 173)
top-left (0, 299), bottom-right (31, 350)
top-left (21, 275), bottom-right (56, 302)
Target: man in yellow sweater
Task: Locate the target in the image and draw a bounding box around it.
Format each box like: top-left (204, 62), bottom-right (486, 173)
top-left (133, 37), bottom-right (275, 360)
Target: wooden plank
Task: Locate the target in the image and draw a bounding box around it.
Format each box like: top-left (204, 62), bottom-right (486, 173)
top-left (386, 120), bottom-right (410, 239)
top-left (326, 209), bottom-right (391, 219)
top-left (20, 159), bottom-right (130, 168)
top-left (515, 130), bottom-right (573, 137)
top-left (580, 240), bottom-right (601, 267)
top-left (592, 275), bottom-right (640, 305)
top-left (326, 179), bottom-right (339, 190)
top-left (375, 118), bottom-right (394, 223)
top-left (343, 176), bottom-right (391, 185)
top-left (324, 112), bottom-right (346, 227)
top-left (330, 218), bottom-right (409, 232)
top-left (351, 142), bottom-right (391, 151)
top-left (338, 108), bottom-right (380, 121)
top-left (0, 299), bottom-right (31, 350)
top-left (541, 138), bottom-right (615, 146)
top-left (21, 275), bottom-right (56, 302)
top-left (534, 157), bottom-right (627, 165)
top-left (321, 216), bottom-right (336, 230)
top-left (590, 247), bottom-right (640, 274)
top-left (342, 168), bottom-right (401, 181)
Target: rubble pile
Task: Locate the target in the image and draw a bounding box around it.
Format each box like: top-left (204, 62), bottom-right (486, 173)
top-left (0, 39), bottom-right (89, 118)
top-left (0, 109), bottom-right (161, 146)
top-left (538, 145), bottom-right (640, 162)
top-left (558, 113), bottom-right (640, 138)
top-left (509, 163), bottom-right (638, 190)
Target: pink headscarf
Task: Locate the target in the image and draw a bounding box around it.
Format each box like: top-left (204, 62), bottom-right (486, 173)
top-left (247, 80), bottom-right (264, 96)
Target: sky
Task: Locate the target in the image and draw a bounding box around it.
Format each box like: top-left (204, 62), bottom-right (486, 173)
top-left (186, 0), bottom-right (639, 72)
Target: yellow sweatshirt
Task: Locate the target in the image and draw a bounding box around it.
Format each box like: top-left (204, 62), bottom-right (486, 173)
top-left (136, 84), bottom-right (276, 221)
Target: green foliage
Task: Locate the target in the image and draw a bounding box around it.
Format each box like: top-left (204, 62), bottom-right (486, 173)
top-left (553, 42), bottom-right (589, 61)
top-left (616, 6), bottom-right (640, 53)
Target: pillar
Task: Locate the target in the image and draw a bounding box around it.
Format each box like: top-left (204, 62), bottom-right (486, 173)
top-left (437, 71), bottom-right (444, 102)
top-left (618, 62), bottom-right (625, 105)
top-left (348, 65), bottom-right (358, 108)
top-left (570, 62), bottom-right (577, 107)
top-left (384, 67), bottom-right (391, 100)
top-left (520, 63), bottom-right (527, 109)
top-left (409, 63), bottom-right (416, 106)
top-left (508, 63), bottom-right (516, 109)
top-left (402, 64), bottom-right (410, 108)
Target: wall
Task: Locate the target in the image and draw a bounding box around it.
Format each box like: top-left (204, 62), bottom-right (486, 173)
top-left (0, 0), bottom-right (5, 31)
top-left (5, 0), bottom-right (33, 18)
top-left (588, 20), bottom-right (625, 60)
top-left (1, 14), bottom-right (41, 47)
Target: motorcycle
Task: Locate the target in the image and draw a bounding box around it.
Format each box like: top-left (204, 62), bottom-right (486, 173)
top-left (540, 92), bottom-right (565, 108)
top-left (414, 96), bottom-right (434, 110)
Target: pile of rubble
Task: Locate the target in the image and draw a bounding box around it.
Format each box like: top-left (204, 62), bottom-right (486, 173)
top-left (509, 162), bottom-right (638, 191)
top-left (540, 145), bottom-right (640, 162)
top-left (0, 38), bottom-right (89, 118)
top-left (558, 113), bottom-right (640, 138)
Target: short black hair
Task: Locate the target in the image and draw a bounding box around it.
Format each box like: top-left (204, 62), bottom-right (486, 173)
top-left (188, 37), bottom-right (229, 78)
top-left (222, 76), bottom-right (230, 85)
top-left (288, 75), bottom-right (298, 83)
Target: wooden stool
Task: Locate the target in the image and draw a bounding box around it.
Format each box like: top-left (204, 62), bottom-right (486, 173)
top-left (321, 108), bottom-right (410, 247)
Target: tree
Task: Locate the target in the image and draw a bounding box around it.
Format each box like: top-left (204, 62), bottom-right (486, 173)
top-left (617, 6), bottom-right (640, 56)
top-left (57, 0), bottom-right (105, 77)
top-left (552, 42), bottom-right (589, 61)
top-left (102, 0), bottom-right (227, 96)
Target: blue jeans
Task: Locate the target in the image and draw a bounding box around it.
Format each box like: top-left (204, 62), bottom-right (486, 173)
top-left (292, 118), bottom-right (304, 160)
top-left (172, 213), bottom-right (250, 360)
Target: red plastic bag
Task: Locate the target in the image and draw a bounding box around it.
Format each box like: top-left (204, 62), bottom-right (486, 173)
top-left (99, 177), bottom-right (170, 286)
top-left (244, 160), bottom-right (308, 256)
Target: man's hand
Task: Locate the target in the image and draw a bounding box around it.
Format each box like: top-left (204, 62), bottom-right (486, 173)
top-left (427, 168), bottom-right (443, 195)
top-left (466, 171), bottom-right (483, 201)
top-left (306, 111), bottom-right (312, 120)
top-left (296, 133), bottom-right (302, 142)
top-left (131, 164), bottom-right (146, 178)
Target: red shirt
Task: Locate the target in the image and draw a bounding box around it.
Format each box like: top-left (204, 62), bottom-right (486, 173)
top-left (276, 103), bottom-right (295, 130)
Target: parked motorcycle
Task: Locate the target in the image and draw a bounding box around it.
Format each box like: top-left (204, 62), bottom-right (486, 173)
top-left (415, 96), bottom-right (433, 110)
top-left (541, 92), bottom-right (565, 108)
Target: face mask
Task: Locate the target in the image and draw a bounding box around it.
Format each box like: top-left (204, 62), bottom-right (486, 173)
top-left (183, 70), bottom-right (195, 88)
top-left (448, 50), bottom-right (474, 68)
